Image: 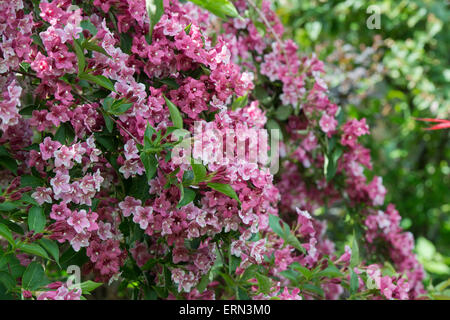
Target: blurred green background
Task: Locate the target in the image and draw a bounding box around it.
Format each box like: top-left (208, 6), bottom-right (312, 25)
top-left (273, 0), bottom-right (449, 287)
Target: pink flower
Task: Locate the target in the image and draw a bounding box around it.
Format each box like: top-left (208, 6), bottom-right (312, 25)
top-left (97, 222), bottom-right (113, 240)
top-left (67, 209), bottom-right (90, 233)
top-left (319, 113), bottom-right (337, 135)
top-left (40, 137), bottom-right (61, 160)
top-left (50, 202), bottom-right (71, 221)
top-left (133, 206), bottom-right (153, 230)
top-left (118, 196), bottom-right (142, 217)
top-left (70, 231), bottom-right (90, 252)
top-left (31, 187), bottom-right (53, 205)
top-left (50, 171), bottom-right (71, 195)
top-left (54, 145), bottom-right (75, 168)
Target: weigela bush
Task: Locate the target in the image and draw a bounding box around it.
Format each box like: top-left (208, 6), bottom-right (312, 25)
top-left (0, 0), bottom-right (425, 300)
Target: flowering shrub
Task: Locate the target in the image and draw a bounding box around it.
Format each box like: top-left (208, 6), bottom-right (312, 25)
top-left (0, 0), bottom-right (428, 300)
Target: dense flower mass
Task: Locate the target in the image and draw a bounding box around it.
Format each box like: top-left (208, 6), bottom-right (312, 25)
top-left (0, 0), bottom-right (426, 300)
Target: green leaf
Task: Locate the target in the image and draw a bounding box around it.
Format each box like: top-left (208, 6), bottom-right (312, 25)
top-left (79, 73), bottom-right (115, 92)
top-left (350, 232), bottom-right (360, 268)
top-left (0, 219), bottom-right (23, 235)
top-left (84, 41), bottom-right (111, 58)
top-left (0, 254), bottom-right (10, 270)
top-left (0, 202), bottom-right (21, 212)
top-left (189, 0), bottom-right (240, 19)
top-left (20, 175), bottom-right (44, 188)
top-left (103, 114), bottom-right (114, 133)
top-left (20, 193), bottom-right (39, 206)
top-left (349, 269), bottom-right (359, 296)
top-left (109, 100), bottom-right (133, 115)
top-left (219, 271), bottom-right (235, 288)
top-left (22, 262), bottom-right (48, 291)
top-left (275, 105), bottom-right (293, 121)
top-left (240, 264), bottom-right (258, 282)
top-left (0, 224), bottom-right (14, 246)
top-left (72, 37), bottom-right (85, 75)
top-left (38, 239), bottom-right (60, 266)
top-left (324, 146), bottom-right (343, 182)
top-left (268, 214), bottom-right (284, 238)
top-left (0, 156), bottom-right (17, 175)
top-left (163, 96), bottom-right (183, 129)
top-left (268, 215), bottom-right (306, 254)
top-left (0, 272), bottom-right (15, 291)
top-left (236, 286), bottom-right (250, 300)
top-left (196, 271), bottom-right (210, 293)
top-left (80, 280), bottom-right (102, 294)
top-left (102, 96), bottom-right (114, 111)
top-left (285, 233), bottom-right (306, 254)
top-left (140, 152), bottom-right (158, 181)
top-left (80, 20), bottom-right (98, 36)
top-left (303, 283), bottom-right (325, 298)
top-left (156, 78), bottom-right (180, 90)
top-left (255, 273), bottom-right (272, 294)
top-left (19, 62), bottom-right (31, 72)
top-left (436, 279), bottom-right (450, 292)
top-left (191, 160), bottom-right (207, 183)
top-left (17, 243), bottom-right (49, 260)
top-left (0, 255), bottom-right (25, 280)
top-left (0, 146), bottom-right (10, 157)
top-left (54, 122), bottom-right (75, 145)
top-left (152, 285), bottom-right (168, 299)
top-left (28, 206), bottom-right (46, 233)
top-left (316, 265), bottom-right (344, 279)
top-left (177, 186), bottom-right (196, 208)
top-left (290, 262), bottom-right (313, 280)
top-left (146, 0), bottom-right (164, 38)
top-left (207, 183), bottom-right (241, 205)
top-left (231, 94), bottom-right (248, 110)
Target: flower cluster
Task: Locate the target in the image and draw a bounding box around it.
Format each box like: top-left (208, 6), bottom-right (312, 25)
top-left (0, 0), bottom-right (426, 300)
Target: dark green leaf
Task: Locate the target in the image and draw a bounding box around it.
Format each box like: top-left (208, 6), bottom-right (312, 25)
top-left (350, 233), bottom-right (360, 268)
top-left (140, 152), bottom-right (158, 181)
top-left (191, 160), bottom-right (207, 183)
top-left (303, 283), bottom-right (325, 298)
top-left (231, 94), bottom-right (248, 110)
top-left (316, 265), bottom-right (344, 278)
top-left (207, 182), bottom-right (241, 205)
top-left (17, 243), bottom-right (49, 259)
top-left (22, 262), bottom-right (48, 290)
top-left (290, 262), bottom-right (313, 280)
top-left (103, 114), bottom-right (114, 133)
top-left (73, 37), bottom-right (85, 75)
top-left (38, 239), bottom-right (60, 266)
top-left (255, 273), bottom-right (272, 294)
top-left (84, 41), bottom-right (111, 58)
top-left (236, 286), bottom-right (250, 300)
top-left (275, 105), bottom-right (293, 121)
top-left (54, 122), bottom-right (75, 145)
top-left (0, 202), bottom-right (21, 212)
top-left (80, 20), bottom-right (98, 36)
top-left (189, 0), bottom-right (240, 19)
top-left (349, 269), bottom-right (359, 296)
top-left (146, 0), bottom-right (164, 38)
top-left (163, 96), bottom-right (183, 129)
top-left (177, 186), bottom-right (196, 208)
top-left (79, 73), bottom-right (115, 92)
top-left (0, 224), bottom-right (14, 246)
top-left (196, 271), bottom-right (210, 293)
top-left (80, 280), bottom-right (102, 294)
top-left (0, 156), bottom-right (17, 175)
top-left (28, 206), bottom-right (46, 233)
top-left (0, 272), bottom-right (15, 291)
top-left (109, 100), bottom-right (133, 115)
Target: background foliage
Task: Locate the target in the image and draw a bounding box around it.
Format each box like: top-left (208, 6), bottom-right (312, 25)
top-left (275, 0), bottom-right (450, 285)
